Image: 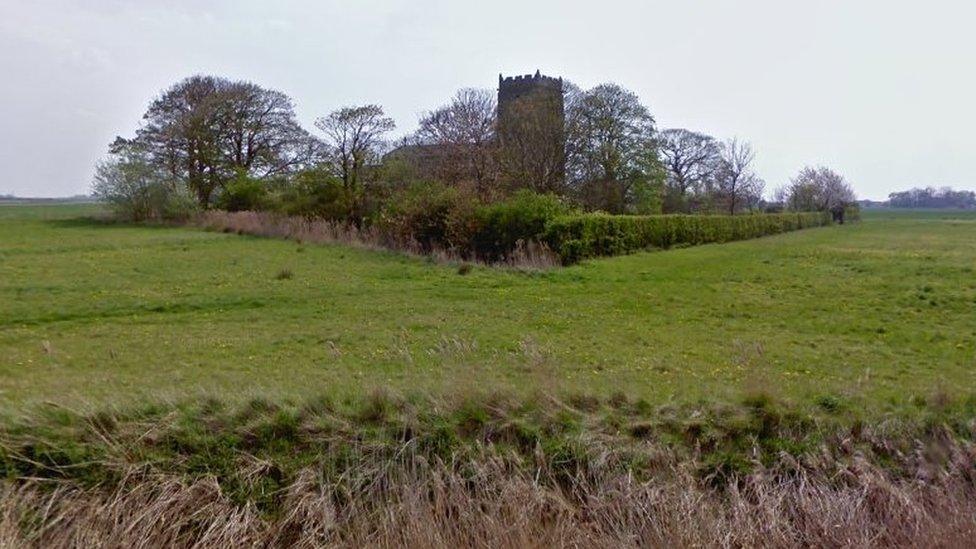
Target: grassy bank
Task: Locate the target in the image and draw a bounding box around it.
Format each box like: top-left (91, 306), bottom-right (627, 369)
top-left (2, 390), bottom-right (975, 546)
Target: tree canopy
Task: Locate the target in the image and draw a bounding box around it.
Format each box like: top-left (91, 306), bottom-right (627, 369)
top-left (123, 75), bottom-right (316, 208)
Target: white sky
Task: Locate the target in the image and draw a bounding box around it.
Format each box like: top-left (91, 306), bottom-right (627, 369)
top-left (1, 0), bottom-right (974, 200)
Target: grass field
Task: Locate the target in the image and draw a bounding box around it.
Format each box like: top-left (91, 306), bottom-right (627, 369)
top-left (1, 204), bottom-right (975, 415)
top-left (4, 203), bottom-right (976, 546)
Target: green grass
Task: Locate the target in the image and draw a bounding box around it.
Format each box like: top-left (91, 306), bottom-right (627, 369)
top-left (1, 204), bottom-right (975, 416)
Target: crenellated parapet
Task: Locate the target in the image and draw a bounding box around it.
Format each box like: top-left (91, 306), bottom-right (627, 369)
top-left (498, 70), bottom-right (563, 91)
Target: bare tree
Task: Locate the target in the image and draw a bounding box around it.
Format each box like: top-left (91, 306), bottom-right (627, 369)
top-left (784, 166), bottom-right (855, 212)
top-left (714, 138), bottom-right (764, 215)
top-left (315, 105), bottom-right (395, 194)
top-left (566, 83), bottom-right (659, 213)
top-left (415, 88), bottom-right (497, 195)
top-left (657, 128), bottom-right (721, 212)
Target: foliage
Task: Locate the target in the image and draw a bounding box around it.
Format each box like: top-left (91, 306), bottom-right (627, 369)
top-left (216, 172), bottom-right (272, 212)
top-left (101, 74), bottom-right (868, 233)
top-left (277, 166), bottom-right (354, 220)
top-left (471, 190), bottom-right (575, 261)
top-left (315, 105), bottom-right (395, 192)
top-left (628, 154), bottom-right (667, 215)
top-left (91, 150), bottom-right (198, 221)
top-left (713, 138), bottom-right (765, 215)
top-left (377, 181), bottom-right (479, 251)
top-left (313, 104), bottom-right (396, 223)
top-left (545, 212), bottom-right (831, 263)
top-left (414, 88), bottom-right (497, 195)
top-left (565, 83), bottom-right (659, 213)
top-left (376, 187), bottom-right (574, 260)
top-left (126, 75), bottom-right (317, 208)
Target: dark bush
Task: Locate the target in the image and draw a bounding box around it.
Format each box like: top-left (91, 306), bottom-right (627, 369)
top-left (217, 173), bottom-right (272, 212)
top-left (471, 191), bottom-right (575, 261)
top-left (378, 181), bottom-right (481, 252)
top-left (544, 212), bottom-right (831, 264)
top-left (278, 167), bottom-right (354, 221)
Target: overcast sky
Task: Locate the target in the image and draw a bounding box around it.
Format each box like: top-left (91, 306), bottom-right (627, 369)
top-left (1, 0), bottom-right (973, 199)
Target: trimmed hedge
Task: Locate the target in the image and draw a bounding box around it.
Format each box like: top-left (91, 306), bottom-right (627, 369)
top-left (544, 212), bottom-right (832, 264)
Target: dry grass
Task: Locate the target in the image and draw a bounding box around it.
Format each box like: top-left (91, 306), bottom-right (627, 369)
top-left (2, 393), bottom-right (976, 547)
top-left (3, 440), bottom-right (975, 548)
top-left (194, 210), bottom-right (560, 269)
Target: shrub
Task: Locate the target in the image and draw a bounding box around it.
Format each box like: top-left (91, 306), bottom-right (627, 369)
top-left (159, 186), bottom-right (201, 221)
top-left (471, 190), bottom-right (575, 261)
top-left (216, 173), bottom-right (271, 212)
top-left (378, 181), bottom-right (481, 252)
top-left (278, 167), bottom-right (354, 221)
top-left (544, 212), bottom-right (832, 264)
top-left (91, 155), bottom-right (199, 222)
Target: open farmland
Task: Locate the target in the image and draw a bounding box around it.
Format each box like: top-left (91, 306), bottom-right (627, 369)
top-left (2, 205), bottom-right (974, 416)
top-left (4, 204), bottom-right (976, 546)
top-left (5, 0), bottom-right (976, 543)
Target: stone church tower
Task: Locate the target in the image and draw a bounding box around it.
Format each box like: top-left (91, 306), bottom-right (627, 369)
top-left (497, 70), bottom-right (566, 189)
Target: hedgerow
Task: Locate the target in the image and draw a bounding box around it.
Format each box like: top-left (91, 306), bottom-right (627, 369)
top-left (544, 211), bottom-right (832, 263)
top-left (471, 191), bottom-right (575, 261)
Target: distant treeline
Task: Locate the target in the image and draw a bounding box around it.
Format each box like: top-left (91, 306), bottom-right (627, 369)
top-left (0, 195), bottom-right (92, 204)
top-left (886, 187), bottom-right (975, 209)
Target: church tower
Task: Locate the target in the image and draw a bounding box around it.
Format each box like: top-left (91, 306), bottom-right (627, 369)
top-left (497, 70), bottom-right (566, 189)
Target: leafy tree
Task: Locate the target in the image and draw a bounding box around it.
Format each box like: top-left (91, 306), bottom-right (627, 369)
top-left (215, 81), bottom-right (319, 178)
top-left (124, 75), bottom-right (314, 208)
top-left (279, 167), bottom-right (354, 220)
top-left (216, 172), bottom-right (272, 212)
top-left (565, 83), bottom-right (659, 213)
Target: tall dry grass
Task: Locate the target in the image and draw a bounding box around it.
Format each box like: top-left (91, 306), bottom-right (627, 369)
top-left (2, 392), bottom-right (976, 547)
top-left (3, 439), bottom-right (975, 548)
top-left (194, 211), bottom-right (560, 269)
